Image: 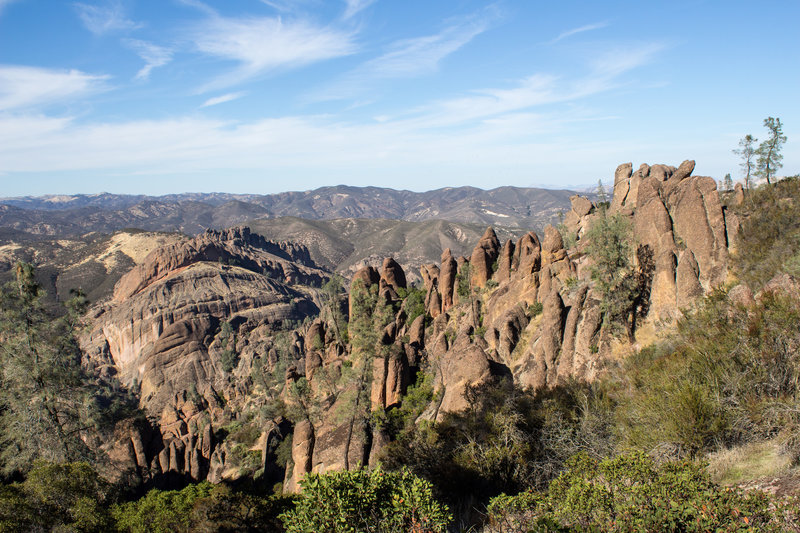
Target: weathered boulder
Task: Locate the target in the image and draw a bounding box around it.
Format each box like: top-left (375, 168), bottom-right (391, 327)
top-left (408, 314), bottom-right (425, 348)
top-left (611, 162), bottom-right (633, 211)
top-left (349, 266), bottom-right (380, 320)
top-left (286, 420), bottom-right (314, 493)
top-left (517, 289), bottom-right (564, 390)
top-left (434, 339), bottom-right (493, 417)
top-left (380, 257), bottom-right (407, 291)
top-left (470, 227), bottom-right (501, 288)
top-left (669, 176), bottom-right (728, 289)
top-left (571, 195), bottom-right (594, 218)
top-left (495, 239), bottom-right (515, 283)
top-left (676, 250), bottom-right (703, 308)
top-left (439, 249), bottom-right (457, 311)
top-left (513, 232), bottom-right (542, 277)
top-left (734, 182), bottom-right (745, 205)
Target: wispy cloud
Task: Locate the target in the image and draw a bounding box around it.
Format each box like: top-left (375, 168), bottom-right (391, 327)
top-left (589, 43), bottom-right (663, 78)
top-left (200, 92), bottom-right (245, 107)
top-left (124, 39), bottom-right (173, 80)
top-left (549, 21), bottom-right (608, 44)
top-left (365, 18), bottom-right (488, 77)
top-left (0, 39), bottom-right (668, 191)
top-left (343, 0), bottom-right (375, 20)
top-left (309, 10), bottom-right (493, 102)
top-left (75, 0), bottom-right (141, 35)
top-left (383, 42), bottom-right (663, 130)
top-left (188, 13), bottom-right (357, 92)
top-left (0, 65), bottom-right (108, 112)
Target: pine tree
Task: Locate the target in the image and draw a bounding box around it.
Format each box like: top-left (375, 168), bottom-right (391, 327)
top-left (755, 116), bottom-right (787, 185)
top-left (596, 179), bottom-right (608, 206)
top-left (733, 134), bottom-right (758, 190)
top-left (723, 173), bottom-right (733, 191)
top-left (0, 263), bottom-right (109, 474)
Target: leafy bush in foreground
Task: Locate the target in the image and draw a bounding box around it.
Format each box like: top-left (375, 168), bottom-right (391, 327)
top-left (487, 452), bottom-right (798, 532)
top-left (281, 466), bottom-right (450, 533)
top-left (0, 461), bottom-right (112, 533)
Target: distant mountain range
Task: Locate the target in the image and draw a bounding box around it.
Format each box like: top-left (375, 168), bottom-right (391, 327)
top-left (0, 185), bottom-right (585, 237)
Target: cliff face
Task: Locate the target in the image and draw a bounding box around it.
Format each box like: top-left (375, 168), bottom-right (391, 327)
top-left (82, 227), bottom-right (327, 485)
top-left (83, 161), bottom-right (734, 491)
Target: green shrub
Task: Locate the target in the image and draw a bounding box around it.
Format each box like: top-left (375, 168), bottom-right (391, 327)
top-left (383, 378), bottom-right (616, 522)
top-left (488, 452), bottom-right (789, 532)
top-left (190, 484), bottom-right (291, 532)
top-left (733, 177), bottom-right (800, 289)
top-left (584, 213), bottom-right (653, 342)
top-left (402, 286), bottom-right (427, 326)
top-left (455, 263), bottom-right (471, 300)
top-left (0, 462), bottom-right (112, 533)
top-left (112, 482), bottom-right (214, 533)
top-left (280, 466), bottom-right (450, 533)
top-left (617, 289), bottom-right (800, 458)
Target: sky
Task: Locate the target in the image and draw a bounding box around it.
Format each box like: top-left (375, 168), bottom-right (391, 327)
top-left (0, 0), bottom-right (798, 196)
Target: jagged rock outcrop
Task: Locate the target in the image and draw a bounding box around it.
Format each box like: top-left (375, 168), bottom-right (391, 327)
top-left (83, 160), bottom-right (734, 493)
top-left (495, 239), bottom-right (515, 284)
top-left (439, 249), bottom-right (457, 311)
top-left (469, 227), bottom-right (501, 288)
top-left (562, 159), bottom-right (732, 320)
top-left (114, 227), bottom-right (321, 302)
top-left (82, 228), bottom-right (327, 486)
top-left (286, 420), bottom-right (314, 494)
top-left (380, 257), bottom-right (407, 291)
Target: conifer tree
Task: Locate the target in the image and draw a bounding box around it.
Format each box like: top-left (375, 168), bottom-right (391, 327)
top-left (0, 263), bottom-right (108, 474)
top-left (756, 116), bottom-right (787, 185)
top-left (733, 134), bottom-right (758, 190)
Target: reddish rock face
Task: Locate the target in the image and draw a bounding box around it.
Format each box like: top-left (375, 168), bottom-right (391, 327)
top-left (470, 227), bottom-right (501, 288)
top-left (286, 420), bottom-right (314, 494)
top-left (380, 257), bottom-right (407, 291)
top-left (439, 249), bottom-right (457, 311)
top-left (495, 239), bottom-right (515, 284)
top-left (114, 227), bottom-right (324, 302)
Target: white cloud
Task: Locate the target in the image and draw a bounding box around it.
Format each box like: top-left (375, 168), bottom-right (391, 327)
top-left (309, 12), bottom-right (492, 102)
top-left (75, 0), bottom-right (140, 35)
top-left (365, 19), bottom-right (488, 77)
top-left (124, 39), bottom-right (173, 80)
top-left (549, 21), bottom-right (608, 44)
top-left (200, 92), bottom-right (245, 107)
top-left (343, 0), bottom-right (375, 20)
top-left (189, 14), bottom-right (357, 92)
top-left (0, 41), bottom-right (673, 190)
top-left (0, 65), bottom-right (108, 112)
top-left (589, 43), bottom-right (664, 78)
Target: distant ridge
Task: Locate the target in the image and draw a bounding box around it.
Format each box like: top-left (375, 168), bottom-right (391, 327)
top-left (0, 185), bottom-right (586, 236)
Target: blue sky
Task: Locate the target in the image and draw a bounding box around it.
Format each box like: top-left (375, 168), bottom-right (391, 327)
top-left (0, 0), bottom-right (797, 196)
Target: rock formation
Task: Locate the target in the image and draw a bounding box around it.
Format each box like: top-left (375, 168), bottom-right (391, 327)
top-left (83, 227), bottom-right (327, 486)
top-left (80, 160), bottom-right (734, 494)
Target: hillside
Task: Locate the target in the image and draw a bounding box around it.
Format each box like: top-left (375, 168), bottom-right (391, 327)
top-left (0, 185), bottom-right (580, 237)
top-left (0, 218), bottom-right (527, 303)
top-left (246, 216), bottom-right (527, 282)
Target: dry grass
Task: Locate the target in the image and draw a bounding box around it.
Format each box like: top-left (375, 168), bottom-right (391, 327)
top-left (707, 439), bottom-right (796, 486)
